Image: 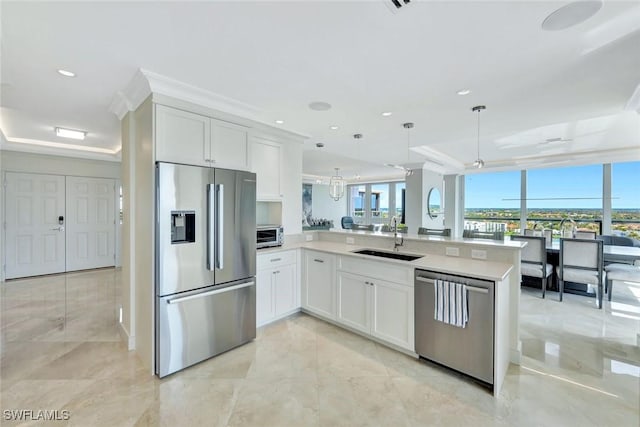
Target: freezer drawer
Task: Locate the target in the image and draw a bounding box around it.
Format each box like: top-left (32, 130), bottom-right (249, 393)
top-left (156, 279), bottom-right (256, 378)
top-left (415, 270), bottom-right (494, 385)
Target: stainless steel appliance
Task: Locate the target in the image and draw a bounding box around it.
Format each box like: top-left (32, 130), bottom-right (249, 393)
top-left (155, 162), bottom-right (256, 378)
top-left (256, 225), bottom-right (284, 249)
top-left (414, 269), bottom-right (495, 386)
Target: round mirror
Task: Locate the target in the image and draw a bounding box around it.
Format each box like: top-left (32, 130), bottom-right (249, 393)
top-left (427, 187), bottom-right (441, 219)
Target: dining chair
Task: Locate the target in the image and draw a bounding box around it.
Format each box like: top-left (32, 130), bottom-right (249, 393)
top-left (524, 229), bottom-right (552, 247)
top-left (574, 230), bottom-right (596, 239)
top-left (557, 238), bottom-right (604, 308)
top-left (604, 260), bottom-right (640, 301)
top-left (341, 216), bottom-right (354, 229)
top-left (418, 227), bottom-right (451, 237)
top-left (463, 229), bottom-right (504, 240)
top-left (511, 235), bottom-right (552, 298)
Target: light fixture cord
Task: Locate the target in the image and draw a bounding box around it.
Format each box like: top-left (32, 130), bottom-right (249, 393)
top-left (476, 109), bottom-right (481, 160)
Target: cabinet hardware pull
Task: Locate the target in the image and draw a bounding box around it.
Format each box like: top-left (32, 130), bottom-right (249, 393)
top-left (313, 259), bottom-right (324, 263)
top-left (271, 258), bottom-right (282, 262)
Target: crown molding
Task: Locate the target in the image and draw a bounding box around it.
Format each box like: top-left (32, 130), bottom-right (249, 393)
top-left (0, 137), bottom-right (121, 162)
top-left (109, 68), bottom-right (262, 122)
top-left (109, 69), bottom-right (151, 119)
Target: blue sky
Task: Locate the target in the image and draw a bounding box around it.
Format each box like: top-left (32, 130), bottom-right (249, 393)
top-left (465, 161), bottom-right (639, 209)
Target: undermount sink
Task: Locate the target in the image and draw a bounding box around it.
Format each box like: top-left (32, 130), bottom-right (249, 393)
top-left (352, 249), bottom-right (424, 262)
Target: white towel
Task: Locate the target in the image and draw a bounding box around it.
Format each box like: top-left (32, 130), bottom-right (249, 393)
top-left (433, 280), bottom-right (468, 328)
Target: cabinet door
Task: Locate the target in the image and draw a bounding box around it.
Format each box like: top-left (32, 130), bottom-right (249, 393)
top-left (256, 268), bottom-right (274, 327)
top-left (211, 118), bottom-right (249, 170)
top-left (336, 272), bottom-right (371, 334)
top-left (250, 136), bottom-right (282, 200)
top-left (303, 250), bottom-right (336, 319)
top-left (155, 105), bottom-right (210, 166)
top-left (372, 280), bottom-right (414, 351)
top-left (273, 263), bottom-right (297, 316)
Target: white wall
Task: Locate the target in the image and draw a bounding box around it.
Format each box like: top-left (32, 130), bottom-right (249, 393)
top-left (281, 139), bottom-right (303, 235)
top-left (0, 150), bottom-right (120, 178)
top-left (405, 168), bottom-right (444, 233)
top-left (310, 183), bottom-right (347, 229)
top-left (0, 149), bottom-right (122, 282)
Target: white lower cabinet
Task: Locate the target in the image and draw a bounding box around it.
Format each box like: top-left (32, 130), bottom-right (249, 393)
top-left (302, 250), bottom-right (336, 320)
top-left (256, 250), bottom-right (299, 327)
top-left (337, 272), bottom-right (371, 334)
top-left (336, 262), bottom-right (414, 352)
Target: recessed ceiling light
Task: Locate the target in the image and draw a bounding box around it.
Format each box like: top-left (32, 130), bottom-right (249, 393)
top-left (457, 89), bottom-right (471, 96)
top-left (542, 0), bottom-right (602, 31)
top-left (57, 69), bottom-right (76, 77)
top-left (330, 126), bottom-right (339, 130)
top-left (381, 112), bottom-right (393, 117)
top-left (275, 120), bottom-right (284, 124)
top-left (309, 101), bottom-right (332, 111)
top-left (55, 127), bottom-right (86, 140)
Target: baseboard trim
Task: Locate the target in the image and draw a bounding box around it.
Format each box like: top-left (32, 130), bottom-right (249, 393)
top-left (119, 322), bottom-right (135, 351)
top-left (510, 341), bottom-right (522, 365)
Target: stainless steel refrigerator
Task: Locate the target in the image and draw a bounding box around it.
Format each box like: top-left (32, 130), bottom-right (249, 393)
top-left (155, 162), bottom-right (256, 378)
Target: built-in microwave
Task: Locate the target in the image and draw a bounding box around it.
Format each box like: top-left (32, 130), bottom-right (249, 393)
top-left (257, 225), bottom-right (284, 249)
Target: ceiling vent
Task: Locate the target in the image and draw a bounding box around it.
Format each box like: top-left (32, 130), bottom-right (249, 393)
top-left (384, 0), bottom-right (411, 13)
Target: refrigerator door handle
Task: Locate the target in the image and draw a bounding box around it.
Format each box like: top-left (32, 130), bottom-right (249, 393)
top-left (207, 183), bottom-right (215, 271)
top-left (166, 281), bottom-right (255, 305)
top-left (216, 184), bottom-right (224, 270)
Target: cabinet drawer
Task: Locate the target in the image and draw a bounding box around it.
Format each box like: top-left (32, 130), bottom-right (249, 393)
top-left (257, 249), bottom-right (296, 269)
top-left (338, 255), bottom-right (413, 286)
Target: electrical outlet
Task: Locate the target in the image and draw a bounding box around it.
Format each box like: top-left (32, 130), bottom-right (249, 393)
top-left (305, 234), bottom-right (313, 241)
top-left (346, 237), bottom-right (355, 244)
top-left (471, 249), bottom-right (487, 260)
top-left (445, 247), bottom-right (459, 257)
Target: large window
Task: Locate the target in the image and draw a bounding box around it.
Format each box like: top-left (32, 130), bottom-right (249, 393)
top-left (612, 161), bottom-right (640, 239)
top-left (464, 171), bottom-right (521, 234)
top-left (347, 181), bottom-right (404, 225)
top-left (463, 162), bottom-right (635, 240)
top-left (527, 164), bottom-right (602, 234)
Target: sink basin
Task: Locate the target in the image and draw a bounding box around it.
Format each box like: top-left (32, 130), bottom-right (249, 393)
top-left (352, 249), bottom-right (423, 262)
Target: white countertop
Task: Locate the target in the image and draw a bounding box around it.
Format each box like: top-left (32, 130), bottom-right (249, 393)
top-left (258, 240), bottom-right (513, 282)
top-left (320, 229), bottom-right (526, 250)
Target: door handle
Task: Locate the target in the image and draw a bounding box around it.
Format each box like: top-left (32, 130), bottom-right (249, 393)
top-left (207, 184), bottom-right (215, 271)
top-left (465, 285), bottom-right (489, 294)
top-left (216, 184), bottom-right (224, 270)
top-left (50, 226), bottom-right (64, 231)
top-left (167, 281), bottom-right (255, 305)
top-left (313, 259), bottom-right (324, 263)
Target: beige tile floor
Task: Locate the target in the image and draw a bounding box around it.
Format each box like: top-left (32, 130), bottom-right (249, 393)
top-left (1, 268), bottom-right (639, 426)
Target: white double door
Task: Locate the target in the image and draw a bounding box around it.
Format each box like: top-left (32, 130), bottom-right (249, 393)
top-left (5, 172), bottom-right (116, 279)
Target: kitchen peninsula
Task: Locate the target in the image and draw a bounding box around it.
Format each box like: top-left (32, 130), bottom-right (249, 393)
top-left (258, 229), bottom-right (525, 394)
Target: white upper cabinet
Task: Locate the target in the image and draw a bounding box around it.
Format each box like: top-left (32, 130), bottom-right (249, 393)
top-left (155, 104), bottom-right (249, 170)
top-left (250, 136), bottom-right (282, 200)
top-left (155, 105), bottom-right (210, 167)
top-left (211, 118), bottom-right (249, 170)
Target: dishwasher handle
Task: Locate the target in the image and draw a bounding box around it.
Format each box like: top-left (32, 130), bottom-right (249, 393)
top-left (415, 276), bottom-right (490, 294)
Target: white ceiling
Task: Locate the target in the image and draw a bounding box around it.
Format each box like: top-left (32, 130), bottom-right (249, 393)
top-left (2, 1), bottom-right (639, 175)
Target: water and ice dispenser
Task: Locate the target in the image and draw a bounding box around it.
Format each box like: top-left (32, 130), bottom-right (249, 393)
top-left (171, 211), bottom-right (195, 244)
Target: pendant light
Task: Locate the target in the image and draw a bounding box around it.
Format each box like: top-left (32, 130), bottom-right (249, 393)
top-left (403, 122), bottom-right (414, 177)
top-left (329, 168), bottom-right (345, 201)
top-left (472, 105), bottom-right (486, 168)
top-left (354, 134), bottom-right (363, 180)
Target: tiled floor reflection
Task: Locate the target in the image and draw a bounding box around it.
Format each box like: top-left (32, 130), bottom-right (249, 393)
top-left (1, 269), bottom-right (639, 426)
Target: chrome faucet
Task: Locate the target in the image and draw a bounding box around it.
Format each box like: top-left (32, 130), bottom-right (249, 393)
top-left (390, 216), bottom-right (404, 251)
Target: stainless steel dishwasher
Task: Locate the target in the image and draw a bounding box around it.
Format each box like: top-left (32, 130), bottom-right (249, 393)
top-left (415, 269), bottom-right (495, 386)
